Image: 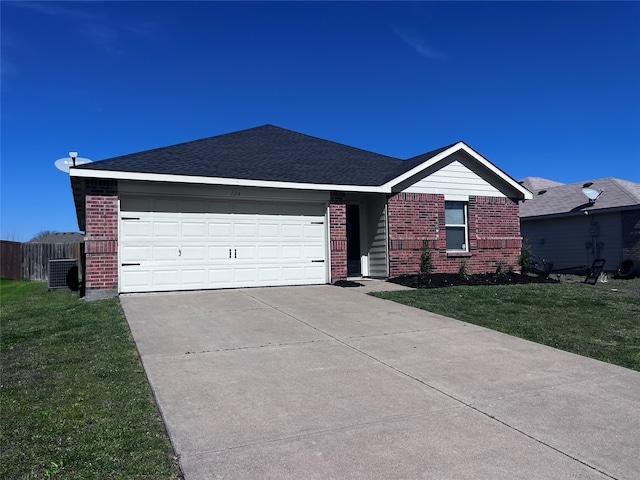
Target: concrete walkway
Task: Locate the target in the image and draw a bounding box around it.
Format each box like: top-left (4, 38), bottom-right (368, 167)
top-left (121, 282), bottom-right (640, 479)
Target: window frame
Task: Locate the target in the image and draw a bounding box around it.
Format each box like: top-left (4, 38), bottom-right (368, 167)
top-left (445, 201), bottom-right (469, 252)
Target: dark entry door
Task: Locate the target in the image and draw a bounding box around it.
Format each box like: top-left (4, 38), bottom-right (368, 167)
top-left (346, 204), bottom-right (361, 276)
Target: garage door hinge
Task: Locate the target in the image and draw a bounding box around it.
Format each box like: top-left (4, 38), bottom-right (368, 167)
top-left (311, 259), bottom-right (325, 263)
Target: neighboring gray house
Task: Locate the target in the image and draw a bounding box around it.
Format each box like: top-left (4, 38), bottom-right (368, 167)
top-left (519, 177), bottom-right (640, 272)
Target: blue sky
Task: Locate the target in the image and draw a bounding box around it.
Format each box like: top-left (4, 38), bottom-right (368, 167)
top-left (2, 1), bottom-right (639, 241)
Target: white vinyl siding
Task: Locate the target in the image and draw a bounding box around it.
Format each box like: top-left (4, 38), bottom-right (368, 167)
top-left (400, 153), bottom-right (507, 200)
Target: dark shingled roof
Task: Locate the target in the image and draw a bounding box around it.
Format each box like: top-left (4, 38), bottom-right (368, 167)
top-left (74, 125), bottom-right (452, 186)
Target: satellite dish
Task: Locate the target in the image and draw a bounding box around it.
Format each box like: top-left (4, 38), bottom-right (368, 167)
top-left (582, 187), bottom-right (602, 202)
top-left (54, 152), bottom-right (92, 173)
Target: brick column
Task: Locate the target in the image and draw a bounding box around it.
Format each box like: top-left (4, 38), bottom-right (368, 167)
top-left (329, 191), bottom-right (347, 281)
top-left (84, 179), bottom-right (118, 300)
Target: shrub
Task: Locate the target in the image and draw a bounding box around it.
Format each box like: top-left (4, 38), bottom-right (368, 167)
top-left (458, 259), bottom-right (470, 278)
top-left (419, 243), bottom-right (434, 274)
top-left (519, 239), bottom-right (532, 274)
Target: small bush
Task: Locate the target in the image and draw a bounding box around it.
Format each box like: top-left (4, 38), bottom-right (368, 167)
top-left (495, 260), bottom-right (506, 276)
top-left (419, 243), bottom-right (434, 274)
top-left (458, 259), bottom-right (470, 278)
top-left (519, 239), bottom-right (532, 274)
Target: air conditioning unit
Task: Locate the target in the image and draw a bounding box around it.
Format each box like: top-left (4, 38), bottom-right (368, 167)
top-left (49, 259), bottom-right (79, 290)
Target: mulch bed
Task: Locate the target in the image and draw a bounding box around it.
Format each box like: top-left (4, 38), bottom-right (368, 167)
top-left (388, 272), bottom-right (560, 289)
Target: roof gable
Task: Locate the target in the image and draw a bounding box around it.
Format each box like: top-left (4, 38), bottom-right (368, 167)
top-left (385, 142), bottom-right (532, 199)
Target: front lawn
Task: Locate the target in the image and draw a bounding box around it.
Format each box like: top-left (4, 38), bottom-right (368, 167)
top-left (0, 279), bottom-right (181, 479)
top-left (371, 276), bottom-right (640, 371)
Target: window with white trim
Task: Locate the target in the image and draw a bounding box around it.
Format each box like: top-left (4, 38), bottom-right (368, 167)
top-left (445, 201), bottom-right (468, 251)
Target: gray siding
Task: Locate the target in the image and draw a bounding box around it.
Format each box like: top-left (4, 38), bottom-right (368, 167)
top-left (366, 199), bottom-right (389, 277)
top-left (521, 212), bottom-right (623, 271)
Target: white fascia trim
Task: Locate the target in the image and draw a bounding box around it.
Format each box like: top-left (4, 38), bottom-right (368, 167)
top-left (69, 168), bottom-right (386, 193)
top-left (383, 142), bottom-right (534, 200)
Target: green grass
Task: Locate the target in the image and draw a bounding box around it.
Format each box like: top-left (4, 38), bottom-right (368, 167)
top-left (0, 279), bottom-right (181, 479)
top-left (371, 277), bottom-right (640, 371)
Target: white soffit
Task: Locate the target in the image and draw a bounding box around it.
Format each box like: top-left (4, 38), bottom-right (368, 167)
top-left (69, 168), bottom-right (384, 193)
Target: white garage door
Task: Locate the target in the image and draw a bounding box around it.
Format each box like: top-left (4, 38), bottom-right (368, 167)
top-left (119, 196), bottom-right (327, 293)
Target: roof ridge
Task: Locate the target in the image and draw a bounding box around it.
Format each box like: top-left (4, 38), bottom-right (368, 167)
top-left (609, 177), bottom-right (640, 203)
top-left (266, 125), bottom-right (402, 161)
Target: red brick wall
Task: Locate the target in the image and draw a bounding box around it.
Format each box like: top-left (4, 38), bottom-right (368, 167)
top-left (329, 192), bottom-right (347, 281)
top-left (84, 179), bottom-right (118, 292)
top-left (388, 193), bottom-right (522, 275)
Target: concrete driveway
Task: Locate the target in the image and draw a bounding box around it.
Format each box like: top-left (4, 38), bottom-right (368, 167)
top-left (121, 281), bottom-right (640, 479)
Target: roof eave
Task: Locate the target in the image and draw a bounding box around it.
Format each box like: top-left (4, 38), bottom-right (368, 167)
top-left (520, 203), bottom-right (640, 220)
top-left (69, 168), bottom-right (391, 194)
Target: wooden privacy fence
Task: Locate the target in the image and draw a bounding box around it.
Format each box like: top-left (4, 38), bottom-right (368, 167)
top-left (1, 240), bottom-right (83, 281)
top-left (1, 241), bottom-right (21, 280)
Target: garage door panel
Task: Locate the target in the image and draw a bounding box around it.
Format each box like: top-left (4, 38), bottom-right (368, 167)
top-left (152, 269), bottom-right (180, 287)
top-left (235, 246), bottom-right (256, 260)
top-left (151, 246), bottom-right (177, 261)
top-left (122, 220), bottom-right (151, 237)
top-left (121, 269), bottom-right (151, 289)
top-left (209, 222), bottom-right (232, 237)
top-left (181, 246), bottom-right (207, 261)
top-left (234, 267), bottom-right (258, 283)
top-left (258, 245), bottom-right (280, 260)
top-left (120, 197), bottom-right (327, 292)
top-left (306, 265), bottom-right (326, 280)
top-left (208, 246), bottom-right (231, 260)
top-left (121, 245), bottom-right (150, 262)
top-left (208, 267), bottom-right (233, 284)
top-left (281, 224), bottom-right (303, 238)
top-left (152, 222), bottom-right (179, 237)
top-left (303, 245), bottom-right (325, 259)
top-left (304, 224), bottom-right (324, 239)
top-left (181, 222), bottom-right (206, 238)
top-left (258, 267), bottom-right (280, 281)
top-left (234, 223), bottom-right (257, 237)
top-left (181, 269), bottom-right (206, 286)
top-left (282, 245), bottom-right (302, 259)
top-left (281, 266), bottom-right (303, 280)
top-left (258, 223), bottom-right (280, 237)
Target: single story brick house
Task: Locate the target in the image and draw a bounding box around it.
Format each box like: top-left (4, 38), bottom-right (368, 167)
top-left (70, 125), bottom-right (532, 299)
top-left (519, 176), bottom-right (640, 273)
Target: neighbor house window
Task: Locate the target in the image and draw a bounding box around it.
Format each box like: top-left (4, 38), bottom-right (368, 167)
top-left (445, 201), bottom-right (468, 251)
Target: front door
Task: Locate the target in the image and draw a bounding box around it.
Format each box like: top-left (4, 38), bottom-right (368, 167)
top-left (346, 204), bottom-right (361, 276)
